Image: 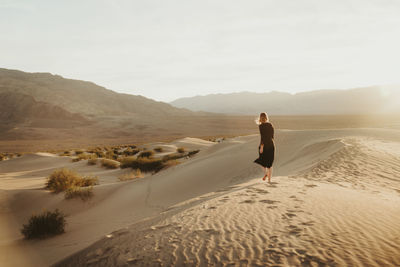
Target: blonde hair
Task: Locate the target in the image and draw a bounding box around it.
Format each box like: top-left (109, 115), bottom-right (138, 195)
top-left (255, 112), bottom-right (269, 125)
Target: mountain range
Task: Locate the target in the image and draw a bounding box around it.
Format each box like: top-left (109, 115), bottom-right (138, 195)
top-left (170, 87), bottom-right (400, 115)
top-left (0, 68), bottom-right (255, 151)
top-left (1, 68), bottom-right (398, 152)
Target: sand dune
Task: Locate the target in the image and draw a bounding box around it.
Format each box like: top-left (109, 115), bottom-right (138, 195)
top-left (1, 129), bottom-right (400, 266)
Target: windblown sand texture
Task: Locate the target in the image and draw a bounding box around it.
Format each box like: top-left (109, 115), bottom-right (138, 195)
top-left (1, 128), bottom-right (400, 267)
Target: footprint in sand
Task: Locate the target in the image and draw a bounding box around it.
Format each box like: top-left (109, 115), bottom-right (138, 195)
top-left (300, 221), bottom-right (315, 226)
top-left (240, 199), bottom-right (256, 204)
top-left (259, 199), bottom-right (279, 204)
top-left (282, 213), bottom-right (297, 219)
top-left (305, 184), bottom-right (317, 188)
top-left (287, 225), bottom-right (302, 236)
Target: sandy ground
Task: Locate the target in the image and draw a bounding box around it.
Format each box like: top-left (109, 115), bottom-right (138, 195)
top-left (1, 128), bottom-right (400, 266)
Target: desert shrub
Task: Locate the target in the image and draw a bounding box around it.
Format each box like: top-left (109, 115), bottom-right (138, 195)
top-left (177, 147), bottom-right (185, 153)
top-left (118, 169), bottom-right (143, 181)
top-left (188, 150), bottom-right (200, 157)
top-left (123, 148), bottom-right (140, 156)
top-left (87, 158), bottom-right (97, 165)
top-left (65, 186), bottom-right (93, 201)
top-left (101, 159), bottom-right (120, 169)
top-left (137, 150), bottom-right (154, 158)
top-left (45, 168), bottom-right (98, 193)
top-left (72, 153), bottom-right (96, 162)
top-left (154, 147), bottom-right (163, 153)
top-left (0, 154), bottom-right (5, 161)
top-left (120, 157), bottom-right (166, 172)
top-left (78, 175), bottom-right (99, 187)
top-left (162, 153), bottom-right (184, 161)
top-left (21, 209), bottom-right (66, 239)
top-left (75, 150), bottom-right (84, 155)
top-left (105, 150), bottom-right (118, 160)
top-left (63, 151), bottom-right (71, 156)
top-left (95, 151), bottom-right (105, 158)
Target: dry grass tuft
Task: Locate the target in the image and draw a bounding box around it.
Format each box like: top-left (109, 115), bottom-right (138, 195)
top-left (45, 168), bottom-right (98, 193)
top-left (118, 169), bottom-right (143, 181)
top-left (101, 159), bottom-right (120, 169)
top-left (65, 186), bottom-right (93, 200)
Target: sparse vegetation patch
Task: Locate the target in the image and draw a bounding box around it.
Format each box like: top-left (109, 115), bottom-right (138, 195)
top-left (118, 169), bottom-right (143, 181)
top-left (21, 209), bottom-right (66, 239)
top-left (101, 159), bottom-right (120, 169)
top-left (45, 168), bottom-right (98, 193)
top-left (65, 186), bottom-right (93, 201)
top-left (138, 150), bottom-right (154, 158)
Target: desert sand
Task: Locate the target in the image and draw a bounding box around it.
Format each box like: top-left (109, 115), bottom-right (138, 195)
top-left (1, 128), bottom-right (400, 266)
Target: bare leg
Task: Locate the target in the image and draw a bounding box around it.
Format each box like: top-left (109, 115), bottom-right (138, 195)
top-left (267, 167), bottom-right (273, 183)
top-left (261, 167), bottom-right (267, 180)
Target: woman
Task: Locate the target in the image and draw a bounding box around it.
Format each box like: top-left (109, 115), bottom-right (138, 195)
top-left (254, 112), bottom-right (275, 182)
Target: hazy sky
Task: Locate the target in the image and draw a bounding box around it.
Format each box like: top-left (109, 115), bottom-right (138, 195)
top-left (1, 0), bottom-right (400, 101)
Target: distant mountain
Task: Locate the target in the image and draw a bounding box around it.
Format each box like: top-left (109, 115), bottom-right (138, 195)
top-left (0, 92), bottom-right (87, 125)
top-left (170, 87), bottom-right (400, 115)
top-left (0, 68), bottom-right (193, 117)
top-left (0, 68), bottom-right (257, 150)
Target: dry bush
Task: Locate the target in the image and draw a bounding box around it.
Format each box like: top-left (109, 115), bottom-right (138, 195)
top-left (137, 150), bottom-right (154, 158)
top-left (188, 150), bottom-right (200, 157)
top-left (154, 147), bottom-right (163, 152)
top-left (118, 169), bottom-right (143, 181)
top-left (123, 148), bottom-right (140, 156)
top-left (75, 150), bottom-right (84, 155)
top-left (120, 157), bottom-right (165, 172)
top-left (73, 153), bottom-right (96, 162)
top-left (21, 209), bottom-right (66, 239)
top-left (177, 147), bottom-right (185, 153)
top-left (65, 186), bottom-right (93, 200)
top-left (45, 168), bottom-right (98, 193)
top-left (0, 153), bottom-right (6, 161)
top-left (101, 159), bottom-right (120, 169)
top-left (87, 158), bottom-right (98, 165)
top-left (105, 151), bottom-right (118, 160)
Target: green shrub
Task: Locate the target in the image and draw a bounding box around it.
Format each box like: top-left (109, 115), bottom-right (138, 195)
top-left (45, 168), bottom-right (98, 193)
top-left (118, 169), bottom-right (143, 181)
top-left (137, 150), bottom-right (154, 158)
top-left (101, 159), bottom-right (120, 169)
top-left (154, 147), bottom-right (163, 152)
top-left (65, 186), bottom-right (93, 200)
top-left (21, 209), bottom-right (66, 239)
top-left (177, 147), bottom-right (185, 153)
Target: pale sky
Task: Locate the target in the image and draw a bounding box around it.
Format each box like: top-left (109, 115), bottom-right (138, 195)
top-left (1, 0), bottom-right (400, 102)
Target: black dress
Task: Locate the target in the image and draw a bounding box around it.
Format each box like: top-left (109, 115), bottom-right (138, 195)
top-left (254, 122), bottom-right (275, 168)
